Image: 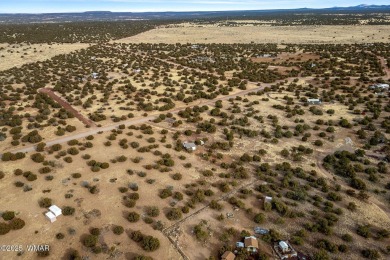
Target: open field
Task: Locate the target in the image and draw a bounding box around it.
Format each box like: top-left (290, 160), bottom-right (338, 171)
top-left (117, 23), bottom-right (390, 44)
top-left (0, 43), bottom-right (90, 71)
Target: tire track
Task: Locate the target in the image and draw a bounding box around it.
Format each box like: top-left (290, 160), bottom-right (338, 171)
top-left (39, 88), bottom-right (96, 127)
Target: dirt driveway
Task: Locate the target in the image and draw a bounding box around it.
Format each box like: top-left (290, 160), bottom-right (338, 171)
top-left (39, 88), bottom-right (96, 127)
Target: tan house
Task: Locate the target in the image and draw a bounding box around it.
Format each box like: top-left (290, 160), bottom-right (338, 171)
top-left (221, 251), bottom-right (235, 260)
top-left (244, 236), bottom-right (259, 252)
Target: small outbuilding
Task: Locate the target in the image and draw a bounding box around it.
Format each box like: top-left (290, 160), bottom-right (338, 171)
top-left (369, 83), bottom-right (389, 90)
top-left (307, 98), bottom-right (322, 105)
top-left (244, 236), bottom-right (259, 252)
top-left (258, 54), bottom-right (273, 58)
top-left (221, 251), bottom-right (235, 260)
top-left (279, 241), bottom-right (289, 253)
top-left (183, 142), bottom-right (197, 151)
top-left (45, 211), bottom-right (56, 223)
top-left (49, 205), bottom-right (62, 217)
top-left (236, 242), bottom-right (244, 248)
top-left (273, 240), bottom-right (298, 260)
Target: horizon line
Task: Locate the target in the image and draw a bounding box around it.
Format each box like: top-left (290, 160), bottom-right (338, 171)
top-left (1, 4), bottom-right (389, 15)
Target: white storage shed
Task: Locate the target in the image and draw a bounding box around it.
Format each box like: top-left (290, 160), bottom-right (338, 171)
top-left (45, 211), bottom-right (56, 223)
top-left (49, 205), bottom-right (62, 217)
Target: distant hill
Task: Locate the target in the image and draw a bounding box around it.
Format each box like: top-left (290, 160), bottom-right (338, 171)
top-left (83, 11), bottom-right (112, 14)
top-left (0, 4), bottom-right (390, 24)
top-left (326, 4), bottom-right (390, 10)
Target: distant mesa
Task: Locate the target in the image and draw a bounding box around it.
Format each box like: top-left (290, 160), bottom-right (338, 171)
top-left (84, 11), bottom-right (112, 14)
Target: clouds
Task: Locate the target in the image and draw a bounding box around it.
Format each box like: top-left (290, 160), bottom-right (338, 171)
top-left (1, 0), bottom-right (389, 13)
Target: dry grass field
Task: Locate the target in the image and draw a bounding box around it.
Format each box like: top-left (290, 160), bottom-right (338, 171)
top-left (0, 43), bottom-right (90, 71)
top-left (117, 23), bottom-right (390, 44)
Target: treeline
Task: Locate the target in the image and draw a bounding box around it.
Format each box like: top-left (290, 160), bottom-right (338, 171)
top-left (0, 20), bottom-right (169, 44)
top-left (199, 11), bottom-right (390, 26)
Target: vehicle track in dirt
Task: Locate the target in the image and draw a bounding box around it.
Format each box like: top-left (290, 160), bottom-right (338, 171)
top-left (39, 88), bottom-right (96, 127)
top-left (1, 80), bottom-right (278, 156)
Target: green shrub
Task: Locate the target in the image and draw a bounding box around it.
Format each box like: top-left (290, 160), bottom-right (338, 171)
top-left (31, 153), bottom-right (45, 163)
top-left (2, 211), bottom-right (15, 221)
top-left (83, 234), bottom-right (98, 247)
top-left (361, 249), bottom-right (380, 259)
top-left (166, 208), bottom-right (182, 221)
top-left (124, 199), bottom-right (136, 208)
top-left (159, 188), bottom-right (172, 199)
top-left (172, 173), bottom-right (182, 180)
top-left (145, 207), bottom-right (160, 217)
top-left (71, 173), bottom-right (81, 178)
top-left (341, 233), bottom-right (353, 242)
top-left (113, 225), bottom-right (124, 235)
top-left (209, 200), bottom-right (223, 211)
top-left (357, 225), bottom-right (370, 238)
top-left (194, 223), bottom-right (209, 242)
top-left (25, 172), bottom-right (37, 181)
top-left (38, 197), bottom-right (52, 208)
top-left (130, 230), bottom-right (144, 242)
top-left (63, 206), bottom-right (75, 216)
top-left (92, 246), bottom-right (102, 254)
top-left (351, 178), bottom-right (366, 190)
top-left (254, 213), bottom-right (265, 224)
top-left (0, 223), bottom-right (10, 235)
top-left (141, 236), bottom-right (160, 251)
top-left (90, 228), bottom-right (100, 236)
top-left (36, 250), bottom-right (50, 257)
top-left (9, 218), bottom-right (25, 230)
top-left (127, 212), bottom-right (140, 222)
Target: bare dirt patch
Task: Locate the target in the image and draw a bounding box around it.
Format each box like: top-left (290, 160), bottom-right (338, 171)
top-left (252, 52), bottom-right (321, 63)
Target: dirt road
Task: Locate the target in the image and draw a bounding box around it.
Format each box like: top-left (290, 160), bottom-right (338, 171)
top-left (39, 88), bottom-right (96, 127)
top-left (378, 56), bottom-right (390, 79)
top-left (0, 81), bottom-right (278, 157)
top-left (162, 178), bottom-right (259, 260)
top-left (2, 55), bottom-right (375, 158)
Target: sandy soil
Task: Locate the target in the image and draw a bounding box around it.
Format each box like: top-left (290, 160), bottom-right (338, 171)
top-left (117, 24), bottom-right (390, 44)
top-left (0, 43), bottom-right (90, 71)
top-left (0, 129), bottom-right (193, 260)
top-left (252, 52), bottom-right (321, 63)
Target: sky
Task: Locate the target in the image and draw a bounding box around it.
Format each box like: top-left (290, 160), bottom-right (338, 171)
top-left (0, 0), bottom-right (389, 13)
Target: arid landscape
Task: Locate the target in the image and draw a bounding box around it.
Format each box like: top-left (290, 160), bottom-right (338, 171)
top-left (0, 43), bottom-right (90, 71)
top-left (0, 6), bottom-right (390, 260)
top-left (118, 23), bottom-right (390, 44)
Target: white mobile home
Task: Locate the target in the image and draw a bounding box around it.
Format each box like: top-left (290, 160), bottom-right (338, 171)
top-left (307, 98), bottom-right (322, 105)
top-left (369, 83), bottom-right (389, 90)
top-left (183, 142), bottom-right (197, 151)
